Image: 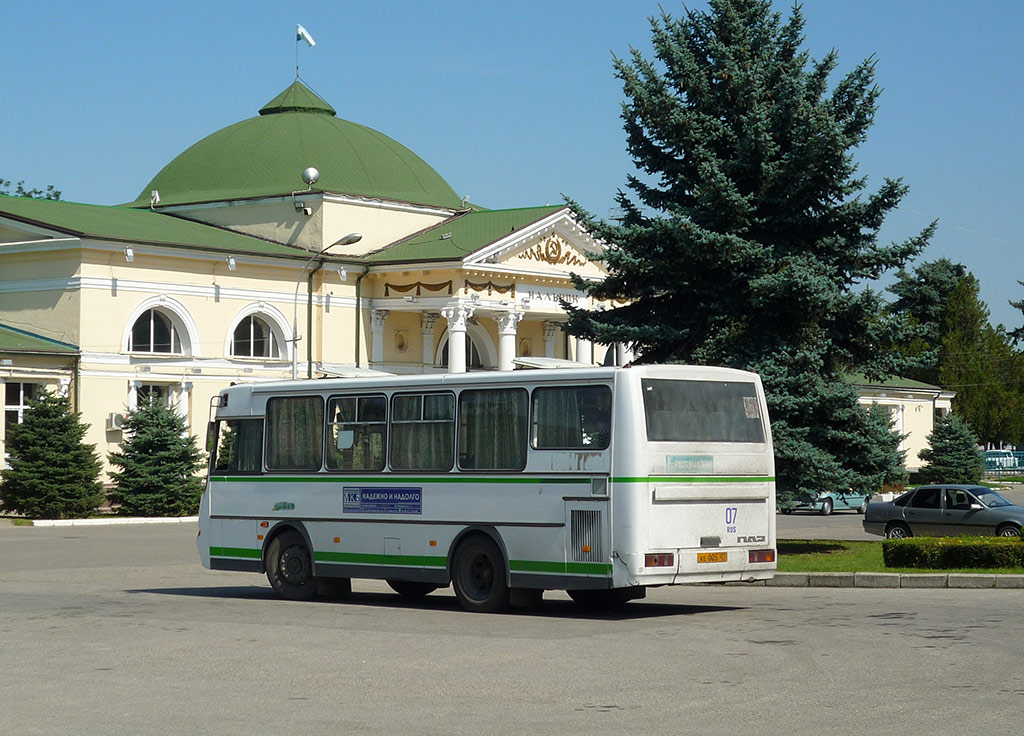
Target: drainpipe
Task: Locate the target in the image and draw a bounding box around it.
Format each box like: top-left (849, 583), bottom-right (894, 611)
top-left (73, 354), bottom-right (80, 412)
top-left (354, 265), bottom-right (371, 367)
top-left (306, 261), bottom-right (325, 379)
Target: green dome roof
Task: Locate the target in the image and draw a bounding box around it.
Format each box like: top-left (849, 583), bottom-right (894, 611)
top-left (131, 82), bottom-right (463, 209)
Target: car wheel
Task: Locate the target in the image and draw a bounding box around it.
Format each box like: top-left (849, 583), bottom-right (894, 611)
top-left (885, 522), bottom-right (911, 540)
top-left (451, 535), bottom-right (509, 613)
top-left (819, 498), bottom-right (833, 516)
top-left (387, 580), bottom-right (440, 597)
top-left (996, 524), bottom-right (1021, 538)
top-left (266, 529), bottom-right (317, 601)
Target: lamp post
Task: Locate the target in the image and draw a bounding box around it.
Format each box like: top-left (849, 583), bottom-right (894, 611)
top-left (290, 232), bottom-right (362, 380)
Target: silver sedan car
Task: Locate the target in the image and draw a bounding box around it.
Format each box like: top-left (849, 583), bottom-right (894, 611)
top-left (863, 484), bottom-right (1024, 539)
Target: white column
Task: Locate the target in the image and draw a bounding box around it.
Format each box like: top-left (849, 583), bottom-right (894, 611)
top-left (177, 381), bottom-right (193, 422)
top-left (420, 313), bottom-right (439, 368)
top-left (496, 312), bottom-right (524, 372)
top-left (128, 380), bottom-right (140, 410)
top-left (370, 309), bottom-right (390, 365)
top-left (441, 305), bottom-right (473, 374)
top-left (543, 321), bottom-right (558, 358)
top-left (575, 337), bottom-right (593, 365)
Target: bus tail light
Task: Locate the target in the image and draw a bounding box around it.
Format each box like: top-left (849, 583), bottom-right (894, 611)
top-left (749, 549), bottom-right (775, 564)
top-left (645, 553), bottom-right (674, 567)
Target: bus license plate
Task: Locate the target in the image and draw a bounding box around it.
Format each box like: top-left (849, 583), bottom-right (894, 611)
top-left (698, 552), bottom-right (728, 564)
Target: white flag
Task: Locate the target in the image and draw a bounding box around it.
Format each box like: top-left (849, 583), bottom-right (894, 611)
top-left (296, 24), bottom-right (316, 47)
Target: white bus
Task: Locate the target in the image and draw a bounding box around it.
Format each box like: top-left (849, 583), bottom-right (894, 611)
top-left (197, 364), bottom-right (776, 612)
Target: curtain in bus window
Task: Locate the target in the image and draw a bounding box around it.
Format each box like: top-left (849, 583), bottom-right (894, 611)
top-left (641, 379), bottom-right (764, 443)
top-left (214, 419), bottom-right (263, 473)
top-left (533, 386), bottom-right (611, 449)
top-left (459, 389), bottom-right (527, 470)
top-left (266, 396), bottom-right (324, 470)
top-left (390, 393), bottom-right (454, 471)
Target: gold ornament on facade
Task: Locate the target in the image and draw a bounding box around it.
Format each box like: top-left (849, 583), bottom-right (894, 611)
top-left (517, 234), bottom-right (587, 267)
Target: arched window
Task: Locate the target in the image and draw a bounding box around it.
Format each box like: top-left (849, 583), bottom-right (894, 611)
top-left (440, 334), bottom-right (484, 370)
top-left (129, 309), bottom-right (182, 354)
top-left (232, 315), bottom-right (282, 359)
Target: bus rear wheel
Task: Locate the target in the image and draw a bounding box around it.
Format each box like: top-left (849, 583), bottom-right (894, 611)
top-left (451, 535), bottom-right (509, 613)
top-left (266, 529), bottom-right (316, 601)
top-left (387, 580), bottom-right (440, 598)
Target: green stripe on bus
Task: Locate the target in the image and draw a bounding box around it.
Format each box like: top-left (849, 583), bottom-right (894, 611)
top-left (510, 559), bottom-right (613, 576)
top-left (612, 476), bottom-right (774, 483)
top-left (314, 551), bottom-right (446, 567)
top-left (209, 475), bottom-right (586, 485)
top-left (211, 547), bottom-right (609, 577)
top-left (209, 546), bottom-right (261, 559)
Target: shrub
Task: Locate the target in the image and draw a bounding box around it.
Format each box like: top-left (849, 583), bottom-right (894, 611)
top-left (107, 395), bottom-right (205, 516)
top-left (0, 391), bottom-right (104, 519)
top-left (883, 537), bottom-right (1024, 569)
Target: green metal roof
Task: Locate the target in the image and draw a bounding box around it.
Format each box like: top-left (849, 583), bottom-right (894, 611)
top-left (0, 323), bottom-right (78, 354)
top-left (847, 373), bottom-right (941, 391)
top-left (0, 195), bottom-right (310, 258)
top-left (130, 81), bottom-right (464, 210)
top-left (367, 205), bottom-right (566, 263)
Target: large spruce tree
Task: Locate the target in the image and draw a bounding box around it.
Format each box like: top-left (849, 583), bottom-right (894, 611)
top-left (564, 0), bottom-right (931, 500)
top-left (0, 391), bottom-right (103, 519)
top-left (107, 396), bottom-right (205, 516)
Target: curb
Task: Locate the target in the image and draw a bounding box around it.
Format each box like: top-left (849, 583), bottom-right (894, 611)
top-left (30, 516), bottom-right (198, 527)
top-left (758, 571), bottom-right (1024, 589)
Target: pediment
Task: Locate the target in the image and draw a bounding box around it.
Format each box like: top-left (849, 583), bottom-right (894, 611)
top-left (465, 211), bottom-right (607, 280)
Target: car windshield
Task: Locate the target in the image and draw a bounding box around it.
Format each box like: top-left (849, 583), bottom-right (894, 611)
top-left (974, 489), bottom-right (1014, 508)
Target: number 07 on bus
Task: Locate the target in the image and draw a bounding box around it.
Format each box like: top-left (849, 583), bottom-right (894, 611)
top-left (197, 364), bottom-right (776, 612)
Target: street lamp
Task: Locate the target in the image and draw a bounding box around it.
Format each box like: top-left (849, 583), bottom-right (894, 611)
top-left (290, 232), bottom-right (362, 379)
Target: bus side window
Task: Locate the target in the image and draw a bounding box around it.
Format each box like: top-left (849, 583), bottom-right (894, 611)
top-left (458, 388), bottom-right (528, 470)
top-left (326, 395), bottom-right (386, 472)
top-left (213, 419), bottom-right (263, 473)
top-left (390, 393), bottom-right (454, 471)
top-left (266, 396), bottom-right (324, 471)
top-left (532, 386), bottom-right (612, 450)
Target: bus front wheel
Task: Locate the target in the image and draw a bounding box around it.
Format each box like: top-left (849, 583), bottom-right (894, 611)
top-left (451, 535), bottom-right (509, 613)
top-left (266, 529), bottom-right (317, 601)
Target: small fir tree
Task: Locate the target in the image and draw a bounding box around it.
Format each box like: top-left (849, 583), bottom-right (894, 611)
top-left (107, 395), bottom-right (205, 516)
top-left (0, 391), bottom-right (103, 519)
top-left (918, 414), bottom-right (985, 485)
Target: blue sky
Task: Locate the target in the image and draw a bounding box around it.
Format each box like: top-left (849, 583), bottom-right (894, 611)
top-left (2, 0), bottom-right (1021, 327)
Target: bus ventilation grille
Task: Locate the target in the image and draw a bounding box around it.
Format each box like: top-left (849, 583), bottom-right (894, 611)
top-left (571, 510), bottom-right (602, 562)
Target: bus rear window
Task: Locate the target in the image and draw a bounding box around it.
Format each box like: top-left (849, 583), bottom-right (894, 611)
top-left (641, 379), bottom-right (765, 443)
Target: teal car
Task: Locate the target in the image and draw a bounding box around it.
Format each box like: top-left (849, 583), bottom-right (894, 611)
top-left (783, 490), bottom-right (871, 516)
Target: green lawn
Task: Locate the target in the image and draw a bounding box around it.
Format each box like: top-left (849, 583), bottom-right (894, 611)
top-left (777, 539), bottom-right (1024, 575)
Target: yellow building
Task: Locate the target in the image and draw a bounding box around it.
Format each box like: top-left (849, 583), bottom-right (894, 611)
top-left (853, 375), bottom-right (955, 475)
top-left (0, 81), bottom-right (624, 475)
top-left (1, 81), bottom-right (950, 482)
